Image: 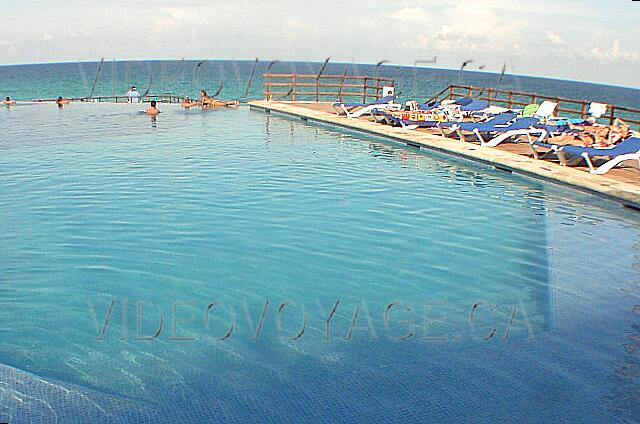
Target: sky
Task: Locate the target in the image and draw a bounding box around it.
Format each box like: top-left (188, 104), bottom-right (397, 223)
top-left (0, 0), bottom-right (639, 87)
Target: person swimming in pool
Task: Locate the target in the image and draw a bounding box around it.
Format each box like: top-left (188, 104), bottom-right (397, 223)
top-left (56, 97), bottom-right (70, 107)
top-left (3, 96), bottom-right (16, 105)
top-left (145, 100), bottom-right (160, 115)
top-left (181, 97), bottom-right (198, 108)
top-left (198, 89), bottom-right (240, 109)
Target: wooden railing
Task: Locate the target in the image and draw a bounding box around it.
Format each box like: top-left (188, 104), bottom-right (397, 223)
top-left (263, 73), bottom-right (394, 102)
top-left (426, 84), bottom-right (640, 129)
top-left (33, 94), bottom-right (186, 104)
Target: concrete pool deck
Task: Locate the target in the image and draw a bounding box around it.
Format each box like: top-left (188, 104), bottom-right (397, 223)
top-left (248, 100), bottom-right (640, 210)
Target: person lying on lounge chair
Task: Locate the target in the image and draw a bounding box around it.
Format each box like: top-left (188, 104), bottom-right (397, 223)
top-left (548, 122), bottom-right (630, 148)
top-left (576, 121), bottom-right (629, 147)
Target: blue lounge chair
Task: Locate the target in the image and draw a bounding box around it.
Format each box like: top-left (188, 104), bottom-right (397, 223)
top-left (554, 136), bottom-right (640, 174)
top-left (332, 95), bottom-right (401, 118)
top-left (456, 117), bottom-right (547, 147)
top-left (444, 112), bottom-right (517, 131)
top-left (460, 100), bottom-right (489, 112)
top-left (436, 97), bottom-right (490, 121)
top-left (413, 100), bottom-right (440, 111)
top-left (453, 97), bottom-right (474, 106)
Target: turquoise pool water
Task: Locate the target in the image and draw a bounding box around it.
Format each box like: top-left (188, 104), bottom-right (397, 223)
top-left (1, 103), bottom-right (639, 423)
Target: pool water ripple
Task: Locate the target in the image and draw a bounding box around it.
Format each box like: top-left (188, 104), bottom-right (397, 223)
top-left (1, 103), bottom-right (639, 422)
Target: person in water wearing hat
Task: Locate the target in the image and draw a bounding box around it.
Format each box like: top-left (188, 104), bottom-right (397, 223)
top-left (126, 86), bottom-right (141, 103)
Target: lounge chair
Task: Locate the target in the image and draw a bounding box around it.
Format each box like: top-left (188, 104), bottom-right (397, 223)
top-left (451, 116), bottom-right (543, 147)
top-left (407, 100), bottom-right (440, 111)
top-left (553, 136), bottom-right (640, 174)
top-left (587, 102), bottom-right (608, 120)
top-left (438, 97), bottom-right (489, 120)
top-left (551, 102), bottom-right (609, 126)
top-left (460, 100), bottom-right (489, 112)
top-left (332, 95), bottom-right (402, 118)
top-left (373, 109), bottom-right (452, 129)
top-left (533, 101), bottom-right (559, 121)
top-left (443, 112), bottom-right (516, 131)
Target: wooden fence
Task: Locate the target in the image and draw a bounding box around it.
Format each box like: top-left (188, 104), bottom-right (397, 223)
top-left (426, 84), bottom-right (640, 128)
top-left (263, 73), bottom-right (394, 103)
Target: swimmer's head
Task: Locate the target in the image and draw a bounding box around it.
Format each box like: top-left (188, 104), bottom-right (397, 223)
top-left (5, 97), bottom-right (9, 101)
top-left (131, 86), bottom-right (136, 91)
top-left (57, 96), bottom-right (62, 101)
top-left (150, 100), bottom-right (157, 107)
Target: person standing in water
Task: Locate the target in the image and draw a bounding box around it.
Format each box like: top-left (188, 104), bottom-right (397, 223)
top-left (126, 86), bottom-right (141, 103)
top-left (145, 100), bottom-right (160, 115)
top-left (56, 97), bottom-right (70, 107)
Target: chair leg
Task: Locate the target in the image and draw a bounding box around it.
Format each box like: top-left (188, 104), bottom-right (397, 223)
top-left (456, 129), bottom-right (468, 142)
top-left (591, 154), bottom-right (640, 175)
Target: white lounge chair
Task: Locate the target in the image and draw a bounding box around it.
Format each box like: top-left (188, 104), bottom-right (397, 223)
top-left (554, 136), bottom-right (640, 174)
top-left (332, 86), bottom-right (401, 118)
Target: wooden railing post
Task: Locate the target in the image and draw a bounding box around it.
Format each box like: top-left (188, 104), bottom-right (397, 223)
top-left (265, 73), bottom-right (271, 100)
top-left (609, 105), bottom-right (616, 125)
top-left (292, 74), bottom-right (297, 101)
top-left (450, 85), bottom-right (455, 100)
top-left (363, 77), bottom-right (368, 103)
top-left (507, 91), bottom-right (513, 109)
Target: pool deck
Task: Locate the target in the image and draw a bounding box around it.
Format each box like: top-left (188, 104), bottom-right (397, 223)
top-left (248, 100), bottom-right (640, 210)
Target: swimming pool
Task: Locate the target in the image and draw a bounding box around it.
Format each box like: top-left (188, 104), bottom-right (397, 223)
top-left (1, 103), bottom-right (639, 423)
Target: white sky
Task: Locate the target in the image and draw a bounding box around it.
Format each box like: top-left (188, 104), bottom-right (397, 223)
top-left (0, 0), bottom-right (639, 87)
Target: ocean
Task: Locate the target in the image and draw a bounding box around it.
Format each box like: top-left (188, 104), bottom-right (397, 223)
top-left (0, 60), bottom-right (638, 107)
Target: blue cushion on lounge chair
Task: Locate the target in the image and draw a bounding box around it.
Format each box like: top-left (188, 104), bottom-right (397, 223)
top-left (454, 97), bottom-right (474, 106)
top-left (460, 100), bottom-right (489, 112)
top-left (469, 116), bottom-right (539, 133)
top-left (560, 137), bottom-right (640, 157)
top-left (532, 122), bottom-right (571, 133)
top-left (416, 100), bottom-right (440, 110)
top-left (445, 112), bottom-right (517, 131)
